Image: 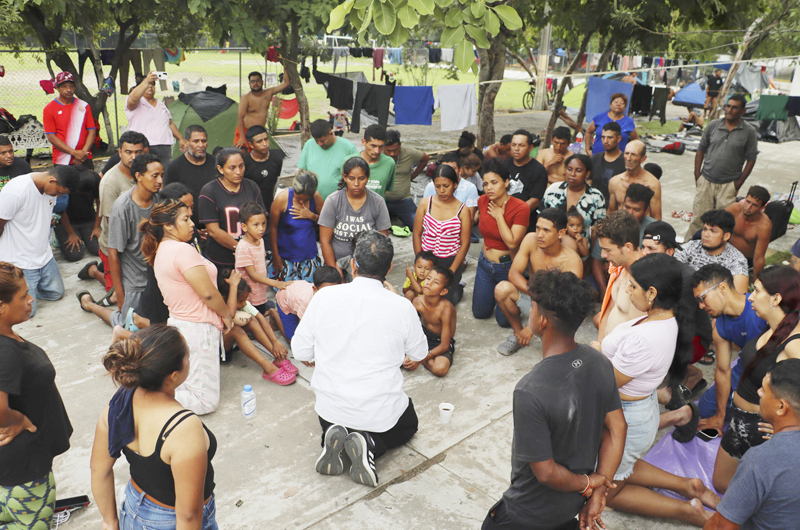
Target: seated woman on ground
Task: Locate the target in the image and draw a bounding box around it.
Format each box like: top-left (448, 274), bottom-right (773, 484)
top-left (218, 269), bottom-right (296, 386)
top-left (90, 325), bottom-right (219, 530)
top-left (711, 265), bottom-right (800, 494)
top-left (591, 253), bottom-right (719, 527)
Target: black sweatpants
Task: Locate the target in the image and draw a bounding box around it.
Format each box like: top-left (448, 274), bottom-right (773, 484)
top-left (319, 398), bottom-right (418, 459)
top-left (482, 499), bottom-right (579, 530)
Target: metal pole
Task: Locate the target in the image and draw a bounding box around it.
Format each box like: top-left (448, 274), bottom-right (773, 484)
top-left (533, 19), bottom-right (551, 110)
top-left (239, 50), bottom-right (242, 100)
top-left (113, 93), bottom-right (119, 144)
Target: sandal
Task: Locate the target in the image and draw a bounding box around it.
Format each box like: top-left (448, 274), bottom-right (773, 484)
top-left (78, 261), bottom-right (99, 280)
top-left (274, 358), bottom-right (299, 375)
top-left (124, 308), bottom-right (140, 333)
top-left (672, 402), bottom-right (700, 443)
top-left (262, 366), bottom-right (296, 386)
top-left (98, 287), bottom-right (115, 307)
top-left (697, 350), bottom-right (716, 365)
top-left (76, 290), bottom-right (95, 312)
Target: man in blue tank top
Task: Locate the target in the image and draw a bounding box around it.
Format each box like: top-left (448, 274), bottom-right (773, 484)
top-left (691, 264), bottom-right (768, 433)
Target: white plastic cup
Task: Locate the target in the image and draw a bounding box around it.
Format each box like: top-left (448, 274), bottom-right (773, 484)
top-left (439, 402), bottom-right (454, 424)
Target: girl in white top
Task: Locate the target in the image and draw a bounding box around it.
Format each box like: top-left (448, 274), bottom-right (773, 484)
top-left (591, 253), bottom-right (719, 527)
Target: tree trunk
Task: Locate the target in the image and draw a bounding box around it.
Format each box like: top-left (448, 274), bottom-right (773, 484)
top-left (509, 50), bottom-right (535, 79)
top-left (281, 16), bottom-right (311, 145)
top-left (527, 46), bottom-right (539, 73)
top-left (576, 36), bottom-right (614, 129)
top-left (710, 18), bottom-right (762, 121)
top-left (543, 32), bottom-right (591, 148)
top-left (476, 32), bottom-right (507, 147)
top-left (84, 21), bottom-right (117, 150)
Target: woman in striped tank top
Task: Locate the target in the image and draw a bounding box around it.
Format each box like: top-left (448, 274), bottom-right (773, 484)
top-left (412, 165), bottom-right (472, 304)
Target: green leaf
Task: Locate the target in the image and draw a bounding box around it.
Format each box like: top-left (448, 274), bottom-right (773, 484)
top-left (470, 1), bottom-right (485, 17)
top-left (465, 24), bottom-right (489, 49)
top-left (433, 5), bottom-right (445, 22)
top-left (443, 7), bottom-right (462, 26)
top-left (343, 0), bottom-right (355, 11)
top-left (372, 0), bottom-right (396, 34)
top-left (349, 9), bottom-right (363, 29)
top-left (359, 4), bottom-right (373, 35)
top-left (407, 0), bottom-right (434, 15)
top-left (434, 0), bottom-right (454, 7)
top-left (483, 9), bottom-right (500, 36)
top-left (388, 20), bottom-right (409, 45)
top-left (454, 40), bottom-right (475, 73)
top-left (440, 25), bottom-right (465, 47)
top-left (327, 3), bottom-right (348, 32)
top-left (187, 0), bottom-right (203, 15)
top-left (354, 0), bottom-right (371, 8)
top-left (397, 6), bottom-right (419, 28)
top-left (491, 4), bottom-right (522, 30)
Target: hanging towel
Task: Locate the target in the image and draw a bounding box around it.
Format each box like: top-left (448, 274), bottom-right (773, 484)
top-left (630, 84), bottom-right (653, 115)
top-left (649, 87), bottom-right (669, 126)
top-left (393, 86), bottom-right (434, 125)
top-left (429, 48), bottom-right (441, 64)
top-left (39, 79), bottom-right (55, 94)
top-left (332, 47), bottom-right (349, 72)
top-left (389, 48), bottom-right (403, 65)
top-left (361, 48), bottom-right (373, 58)
top-left (182, 77), bottom-right (204, 93)
top-left (787, 97), bottom-right (800, 117)
top-left (434, 84), bottom-right (477, 132)
top-left (756, 95), bottom-right (789, 121)
top-left (441, 48), bottom-right (454, 63)
top-left (349, 47), bottom-right (363, 58)
top-left (585, 77), bottom-right (633, 121)
top-left (372, 48), bottom-right (385, 81)
top-left (313, 71), bottom-right (354, 110)
top-left (351, 82), bottom-right (393, 133)
top-left (278, 98), bottom-right (299, 119)
top-left (266, 46), bottom-right (280, 62)
top-left (164, 48), bottom-right (183, 65)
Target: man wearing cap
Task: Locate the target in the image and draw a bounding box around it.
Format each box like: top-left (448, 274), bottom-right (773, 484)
top-left (43, 71), bottom-right (97, 169)
top-left (641, 221), bottom-right (712, 408)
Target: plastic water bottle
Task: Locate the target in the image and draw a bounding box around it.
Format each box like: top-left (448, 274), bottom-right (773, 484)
top-left (241, 385), bottom-right (256, 419)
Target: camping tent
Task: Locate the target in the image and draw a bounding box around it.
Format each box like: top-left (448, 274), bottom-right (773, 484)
top-left (562, 83), bottom-right (586, 110)
top-left (168, 91), bottom-right (238, 159)
top-left (672, 81), bottom-right (706, 108)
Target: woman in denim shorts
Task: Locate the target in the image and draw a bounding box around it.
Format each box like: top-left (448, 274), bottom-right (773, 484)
top-left (592, 253), bottom-right (719, 526)
top-left (712, 266), bottom-right (800, 494)
top-left (91, 325), bottom-right (218, 530)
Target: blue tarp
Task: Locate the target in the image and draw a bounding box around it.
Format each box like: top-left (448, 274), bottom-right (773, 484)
top-left (585, 76), bottom-right (633, 120)
top-left (673, 81), bottom-right (707, 108)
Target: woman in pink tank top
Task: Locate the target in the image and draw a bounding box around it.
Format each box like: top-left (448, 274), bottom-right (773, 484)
top-left (412, 165), bottom-right (472, 304)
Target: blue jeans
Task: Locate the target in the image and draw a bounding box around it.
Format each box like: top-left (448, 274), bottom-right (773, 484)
top-left (277, 304), bottom-right (300, 342)
top-left (616, 392), bottom-right (659, 480)
top-left (22, 256), bottom-right (64, 317)
top-left (386, 198), bottom-right (417, 228)
top-left (697, 359), bottom-right (743, 419)
top-left (120, 481), bottom-right (218, 530)
top-left (472, 251), bottom-right (512, 326)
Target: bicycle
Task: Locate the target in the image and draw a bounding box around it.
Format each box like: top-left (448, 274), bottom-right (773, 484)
top-left (522, 80), bottom-right (556, 109)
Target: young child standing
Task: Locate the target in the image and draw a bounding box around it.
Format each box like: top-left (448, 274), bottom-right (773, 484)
top-left (276, 265), bottom-right (341, 342)
top-left (403, 251), bottom-right (437, 301)
top-left (405, 265), bottom-right (456, 377)
top-left (328, 108), bottom-right (350, 136)
top-left (219, 269), bottom-right (297, 384)
top-left (565, 206), bottom-right (589, 260)
top-left (235, 201), bottom-right (289, 314)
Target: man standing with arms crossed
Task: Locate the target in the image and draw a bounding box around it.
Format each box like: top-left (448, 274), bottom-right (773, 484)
top-left (43, 71), bottom-right (97, 169)
top-left (483, 269), bottom-right (626, 530)
top-left (685, 94), bottom-right (758, 241)
top-left (233, 69), bottom-right (289, 149)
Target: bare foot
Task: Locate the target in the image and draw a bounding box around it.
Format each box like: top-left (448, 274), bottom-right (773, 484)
top-left (132, 312), bottom-right (149, 329)
top-left (674, 404), bottom-right (694, 427)
top-left (688, 478), bottom-right (720, 509)
top-left (657, 386), bottom-right (672, 405)
top-left (109, 292), bottom-right (118, 305)
top-left (80, 293), bottom-right (94, 311)
top-left (689, 498), bottom-right (712, 524)
top-left (111, 325), bottom-right (131, 344)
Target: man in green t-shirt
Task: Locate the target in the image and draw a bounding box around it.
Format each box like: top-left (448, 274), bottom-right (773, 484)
top-left (342, 124), bottom-right (396, 199)
top-left (297, 119), bottom-right (359, 199)
top-left (383, 129), bottom-right (429, 228)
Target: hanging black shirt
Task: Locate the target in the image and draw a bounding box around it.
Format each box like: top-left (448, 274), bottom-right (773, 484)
top-left (313, 71), bottom-right (354, 110)
top-left (351, 82), bottom-right (393, 133)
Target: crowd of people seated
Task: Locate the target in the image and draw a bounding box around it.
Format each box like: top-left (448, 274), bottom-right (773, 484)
top-left (1, 71), bottom-right (799, 530)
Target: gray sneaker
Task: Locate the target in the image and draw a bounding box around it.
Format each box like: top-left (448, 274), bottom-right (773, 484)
top-left (315, 424), bottom-right (348, 475)
top-left (498, 335), bottom-right (522, 356)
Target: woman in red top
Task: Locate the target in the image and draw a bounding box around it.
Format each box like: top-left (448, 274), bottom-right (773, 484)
top-left (412, 165), bottom-right (472, 304)
top-left (472, 159), bottom-right (530, 322)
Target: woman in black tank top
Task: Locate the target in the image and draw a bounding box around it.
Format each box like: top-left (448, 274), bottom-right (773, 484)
top-left (712, 266), bottom-right (800, 495)
top-left (90, 325), bottom-right (218, 530)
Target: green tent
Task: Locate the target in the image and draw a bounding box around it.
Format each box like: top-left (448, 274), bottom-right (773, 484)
top-left (561, 83), bottom-right (586, 110)
top-left (168, 92), bottom-right (239, 159)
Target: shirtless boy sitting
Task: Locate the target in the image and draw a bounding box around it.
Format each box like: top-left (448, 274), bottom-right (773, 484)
top-left (593, 210), bottom-right (646, 341)
top-left (535, 126), bottom-right (571, 184)
top-left (494, 208), bottom-right (583, 355)
top-left (608, 139), bottom-right (662, 220)
top-left (403, 265), bottom-right (456, 377)
top-left (725, 185), bottom-right (772, 279)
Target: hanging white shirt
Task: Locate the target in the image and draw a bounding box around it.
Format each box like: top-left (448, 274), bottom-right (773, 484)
top-left (434, 83), bottom-right (478, 132)
top-left (292, 276), bottom-right (428, 432)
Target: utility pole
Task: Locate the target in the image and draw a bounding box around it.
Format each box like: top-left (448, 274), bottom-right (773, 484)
top-left (533, 3), bottom-right (551, 111)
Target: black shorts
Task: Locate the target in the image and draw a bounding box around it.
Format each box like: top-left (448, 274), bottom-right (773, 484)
top-left (422, 325), bottom-right (455, 366)
top-left (720, 404), bottom-right (765, 459)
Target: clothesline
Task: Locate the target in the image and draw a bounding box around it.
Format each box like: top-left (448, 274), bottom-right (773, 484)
top-left (475, 53), bottom-right (800, 85)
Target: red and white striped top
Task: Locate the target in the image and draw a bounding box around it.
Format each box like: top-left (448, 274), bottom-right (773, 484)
top-left (421, 198), bottom-right (465, 259)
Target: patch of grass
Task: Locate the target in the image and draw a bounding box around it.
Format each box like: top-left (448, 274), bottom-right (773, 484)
top-left (637, 119), bottom-right (681, 136)
top-left (765, 250), bottom-right (792, 266)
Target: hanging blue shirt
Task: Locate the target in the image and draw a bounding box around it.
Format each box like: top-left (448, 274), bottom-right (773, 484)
top-left (393, 86), bottom-right (434, 125)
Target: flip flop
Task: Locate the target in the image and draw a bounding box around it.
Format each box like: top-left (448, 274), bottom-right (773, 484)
top-left (262, 366), bottom-right (296, 386)
top-left (391, 225), bottom-right (411, 237)
top-left (76, 290), bottom-right (95, 312)
top-left (697, 350), bottom-right (716, 365)
top-left (671, 402), bottom-right (700, 443)
top-left (78, 261), bottom-right (99, 280)
top-left (689, 378), bottom-right (708, 397)
top-left (124, 308), bottom-right (140, 333)
top-left (98, 287), bottom-right (115, 307)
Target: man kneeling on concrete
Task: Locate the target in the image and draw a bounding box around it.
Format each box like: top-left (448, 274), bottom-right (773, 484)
top-left (292, 231), bottom-right (428, 487)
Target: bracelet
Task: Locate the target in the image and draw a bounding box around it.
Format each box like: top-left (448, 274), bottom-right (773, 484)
top-left (580, 474), bottom-right (591, 496)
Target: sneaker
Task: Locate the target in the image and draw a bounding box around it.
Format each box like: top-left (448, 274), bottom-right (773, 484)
top-left (497, 334), bottom-right (522, 356)
top-left (344, 432), bottom-right (378, 487)
top-left (315, 425), bottom-right (348, 476)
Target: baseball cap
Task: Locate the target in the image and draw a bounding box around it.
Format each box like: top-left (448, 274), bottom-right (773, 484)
top-left (55, 71), bottom-right (75, 86)
top-left (642, 221), bottom-right (682, 250)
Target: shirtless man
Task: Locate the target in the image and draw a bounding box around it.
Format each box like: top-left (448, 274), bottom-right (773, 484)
top-left (535, 126), bottom-right (571, 184)
top-left (593, 210), bottom-right (645, 341)
top-left (234, 69), bottom-right (290, 148)
top-left (678, 107), bottom-right (705, 132)
top-left (608, 139), bottom-right (662, 220)
top-left (407, 266), bottom-right (457, 377)
top-left (725, 185), bottom-right (772, 279)
top-left (482, 134), bottom-right (512, 162)
top-left (495, 208), bottom-right (583, 355)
